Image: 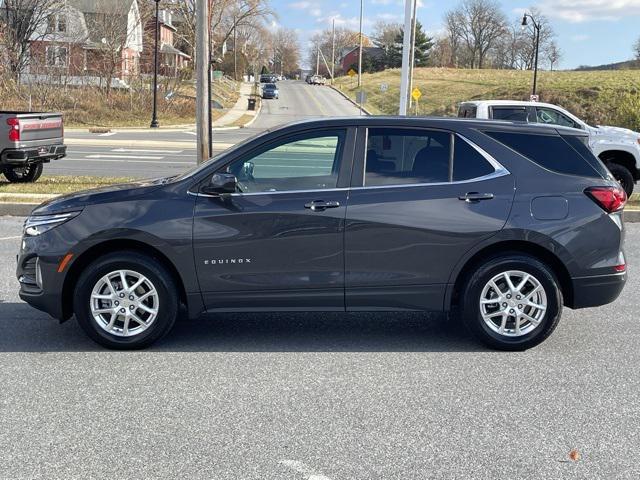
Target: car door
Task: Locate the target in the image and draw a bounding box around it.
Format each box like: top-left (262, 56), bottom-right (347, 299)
top-left (344, 126), bottom-right (515, 311)
top-left (534, 106), bottom-right (581, 129)
top-left (193, 127), bottom-right (355, 311)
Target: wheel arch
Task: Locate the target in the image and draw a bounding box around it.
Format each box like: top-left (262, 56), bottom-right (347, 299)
top-left (446, 239), bottom-right (574, 311)
top-left (598, 149), bottom-right (639, 179)
top-left (61, 239), bottom-right (191, 321)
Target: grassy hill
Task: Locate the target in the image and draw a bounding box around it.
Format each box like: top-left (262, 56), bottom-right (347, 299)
top-left (333, 68), bottom-right (640, 130)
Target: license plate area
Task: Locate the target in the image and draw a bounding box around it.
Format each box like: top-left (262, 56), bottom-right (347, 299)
top-left (37, 146), bottom-right (49, 155)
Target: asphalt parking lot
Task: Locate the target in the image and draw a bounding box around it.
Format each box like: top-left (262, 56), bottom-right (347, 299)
top-left (0, 215), bottom-right (639, 479)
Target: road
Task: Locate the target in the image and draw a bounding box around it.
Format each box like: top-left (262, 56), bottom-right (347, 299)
top-left (0, 215), bottom-right (639, 479)
top-left (45, 81), bottom-right (362, 178)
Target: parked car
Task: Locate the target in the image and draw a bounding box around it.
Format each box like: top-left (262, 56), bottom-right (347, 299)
top-left (458, 100), bottom-right (640, 196)
top-left (262, 83), bottom-right (279, 99)
top-left (18, 117), bottom-right (626, 350)
top-left (259, 74), bottom-right (276, 83)
top-left (0, 111), bottom-right (66, 183)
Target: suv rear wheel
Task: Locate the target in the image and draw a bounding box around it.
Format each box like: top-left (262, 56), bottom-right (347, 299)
top-left (461, 254), bottom-right (563, 351)
top-left (73, 252), bottom-right (179, 349)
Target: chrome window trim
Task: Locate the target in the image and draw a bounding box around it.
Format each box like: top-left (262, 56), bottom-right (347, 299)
top-left (189, 187), bottom-right (350, 198)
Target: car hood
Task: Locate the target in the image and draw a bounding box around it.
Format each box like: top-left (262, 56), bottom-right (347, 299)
top-left (31, 178), bottom-right (166, 215)
top-left (590, 124), bottom-right (640, 141)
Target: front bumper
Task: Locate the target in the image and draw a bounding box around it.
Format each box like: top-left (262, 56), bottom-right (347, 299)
top-left (568, 272), bottom-right (626, 309)
top-left (1, 144), bottom-right (67, 165)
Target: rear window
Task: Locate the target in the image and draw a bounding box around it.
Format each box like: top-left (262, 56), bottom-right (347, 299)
top-left (458, 105), bottom-right (477, 118)
top-left (491, 107), bottom-right (529, 122)
top-left (485, 130), bottom-right (601, 178)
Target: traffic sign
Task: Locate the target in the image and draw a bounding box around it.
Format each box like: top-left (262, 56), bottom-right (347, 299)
top-left (380, 83), bottom-right (388, 92)
top-left (347, 68), bottom-right (357, 78)
top-left (530, 94), bottom-right (540, 102)
top-left (411, 88), bottom-right (422, 101)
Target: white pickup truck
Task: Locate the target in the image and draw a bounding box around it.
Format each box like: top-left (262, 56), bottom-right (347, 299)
top-left (458, 100), bottom-right (640, 195)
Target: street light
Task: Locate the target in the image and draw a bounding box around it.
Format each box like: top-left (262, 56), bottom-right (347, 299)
top-left (150, 0), bottom-right (160, 128)
top-left (521, 12), bottom-right (540, 98)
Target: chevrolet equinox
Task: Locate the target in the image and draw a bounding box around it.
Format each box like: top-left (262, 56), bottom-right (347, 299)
top-left (17, 117), bottom-right (627, 350)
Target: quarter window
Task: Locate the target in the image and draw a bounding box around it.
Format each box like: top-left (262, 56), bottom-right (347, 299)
top-left (224, 130), bottom-right (345, 193)
top-left (453, 138), bottom-right (495, 181)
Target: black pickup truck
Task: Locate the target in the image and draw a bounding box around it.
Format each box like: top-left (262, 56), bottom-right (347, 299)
top-left (0, 111), bottom-right (66, 183)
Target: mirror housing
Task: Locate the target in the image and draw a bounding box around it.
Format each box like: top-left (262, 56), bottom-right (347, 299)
top-left (202, 173), bottom-right (237, 195)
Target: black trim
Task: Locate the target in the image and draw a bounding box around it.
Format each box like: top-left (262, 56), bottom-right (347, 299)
top-left (568, 272), bottom-right (626, 309)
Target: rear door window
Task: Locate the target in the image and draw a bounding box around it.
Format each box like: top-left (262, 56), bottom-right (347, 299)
top-left (536, 107), bottom-right (580, 129)
top-left (491, 107), bottom-right (529, 122)
top-left (485, 130), bottom-right (601, 178)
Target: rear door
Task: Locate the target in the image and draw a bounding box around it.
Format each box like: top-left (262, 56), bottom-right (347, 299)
top-left (489, 106), bottom-right (535, 123)
top-left (344, 126), bottom-right (515, 311)
top-left (193, 127), bottom-right (355, 311)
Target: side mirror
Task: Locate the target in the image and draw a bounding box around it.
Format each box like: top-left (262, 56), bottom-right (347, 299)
top-left (202, 173), bottom-right (237, 195)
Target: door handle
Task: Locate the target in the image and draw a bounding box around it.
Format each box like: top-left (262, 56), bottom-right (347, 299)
top-left (458, 192), bottom-right (494, 203)
top-left (304, 200), bottom-right (341, 211)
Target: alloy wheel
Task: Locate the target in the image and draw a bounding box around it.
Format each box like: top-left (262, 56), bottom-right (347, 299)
top-left (90, 270), bottom-right (159, 337)
top-left (479, 270), bottom-right (547, 337)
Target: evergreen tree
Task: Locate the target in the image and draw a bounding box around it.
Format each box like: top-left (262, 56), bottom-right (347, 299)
top-left (387, 21), bottom-right (434, 69)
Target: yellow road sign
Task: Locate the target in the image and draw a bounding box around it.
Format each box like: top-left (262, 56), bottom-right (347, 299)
top-left (411, 88), bottom-right (422, 101)
top-left (347, 68), bottom-right (357, 78)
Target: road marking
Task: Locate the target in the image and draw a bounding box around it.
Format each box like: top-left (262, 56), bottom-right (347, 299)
top-left (0, 235), bottom-right (21, 241)
top-left (86, 154), bottom-right (164, 160)
top-left (69, 158), bottom-right (193, 164)
top-left (99, 132), bottom-right (117, 137)
top-left (306, 86), bottom-right (330, 116)
top-left (112, 148), bottom-right (183, 154)
top-left (279, 460), bottom-right (332, 480)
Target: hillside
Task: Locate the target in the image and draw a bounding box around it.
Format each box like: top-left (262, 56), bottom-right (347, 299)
top-left (333, 68), bottom-right (640, 130)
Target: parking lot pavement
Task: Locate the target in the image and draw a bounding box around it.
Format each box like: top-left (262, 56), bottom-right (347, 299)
top-left (0, 215), bottom-right (639, 479)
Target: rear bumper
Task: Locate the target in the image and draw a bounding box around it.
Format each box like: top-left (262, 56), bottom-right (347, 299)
top-left (1, 144), bottom-right (66, 165)
top-left (568, 272), bottom-right (626, 309)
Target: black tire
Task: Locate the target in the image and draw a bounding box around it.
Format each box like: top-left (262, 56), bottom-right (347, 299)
top-left (3, 163), bottom-right (43, 183)
top-left (607, 163), bottom-right (634, 197)
top-left (73, 251), bottom-right (179, 350)
top-left (460, 254), bottom-right (563, 351)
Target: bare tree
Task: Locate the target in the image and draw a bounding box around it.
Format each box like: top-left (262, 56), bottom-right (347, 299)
top-left (444, 0), bottom-right (507, 68)
top-left (634, 37), bottom-right (640, 62)
top-left (371, 21), bottom-right (401, 54)
top-left (546, 41), bottom-right (562, 71)
top-left (0, 0), bottom-right (63, 78)
top-left (271, 27), bottom-right (300, 76)
top-left (518, 9), bottom-right (555, 70)
top-left (309, 26), bottom-right (365, 75)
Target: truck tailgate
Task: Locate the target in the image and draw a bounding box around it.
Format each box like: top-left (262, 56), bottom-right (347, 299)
top-left (17, 114), bottom-right (63, 143)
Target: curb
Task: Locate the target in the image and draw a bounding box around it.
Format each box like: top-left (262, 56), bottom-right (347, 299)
top-left (240, 100), bottom-right (263, 129)
top-left (329, 85), bottom-right (372, 116)
top-left (0, 203), bottom-right (37, 216)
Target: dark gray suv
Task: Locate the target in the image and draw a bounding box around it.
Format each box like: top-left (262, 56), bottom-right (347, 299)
top-left (17, 117), bottom-right (627, 350)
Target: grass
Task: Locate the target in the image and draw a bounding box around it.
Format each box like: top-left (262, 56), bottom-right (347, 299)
top-left (0, 175), bottom-right (134, 195)
top-left (334, 67), bottom-right (640, 130)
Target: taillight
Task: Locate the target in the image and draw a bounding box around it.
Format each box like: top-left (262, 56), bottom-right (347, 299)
top-left (585, 186), bottom-right (627, 213)
top-left (7, 117), bottom-right (20, 142)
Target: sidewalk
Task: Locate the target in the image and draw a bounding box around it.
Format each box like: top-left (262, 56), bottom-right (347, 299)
top-left (212, 82), bottom-right (259, 128)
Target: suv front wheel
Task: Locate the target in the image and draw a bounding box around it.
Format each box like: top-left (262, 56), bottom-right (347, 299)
top-left (461, 254), bottom-right (563, 351)
top-left (73, 251), bottom-right (179, 349)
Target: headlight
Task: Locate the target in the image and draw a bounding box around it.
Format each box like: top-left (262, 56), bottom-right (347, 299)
top-left (24, 211), bottom-right (81, 236)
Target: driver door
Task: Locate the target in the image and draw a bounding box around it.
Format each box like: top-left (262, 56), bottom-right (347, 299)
top-left (193, 128), bottom-right (355, 311)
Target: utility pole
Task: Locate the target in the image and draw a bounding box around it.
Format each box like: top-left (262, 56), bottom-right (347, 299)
top-left (196, 0), bottom-right (210, 163)
top-left (357, 0), bottom-right (363, 88)
top-left (399, 0), bottom-right (413, 115)
top-left (316, 43), bottom-right (320, 75)
top-left (233, 15), bottom-right (238, 81)
top-left (331, 18), bottom-right (335, 85)
top-left (407, 0), bottom-right (418, 111)
top-left (150, 0), bottom-right (160, 128)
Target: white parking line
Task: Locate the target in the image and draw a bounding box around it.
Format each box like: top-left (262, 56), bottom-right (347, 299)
top-left (86, 154), bottom-right (164, 160)
top-left (0, 236), bottom-right (21, 241)
top-left (64, 158), bottom-right (193, 164)
top-left (99, 132), bottom-right (117, 137)
top-left (279, 460), bottom-right (333, 480)
top-left (112, 148), bottom-right (183, 154)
